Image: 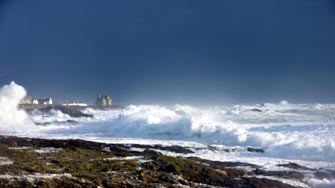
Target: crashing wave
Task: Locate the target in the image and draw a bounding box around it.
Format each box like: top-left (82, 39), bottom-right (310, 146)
top-left (1, 82), bottom-right (335, 163)
top-left (30, 103), bottom-right (335, 162)
top-left (0, 82), bottom-right (34, 134)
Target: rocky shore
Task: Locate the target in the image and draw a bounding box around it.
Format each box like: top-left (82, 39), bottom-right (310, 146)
top-left (21, 105), bottom-right (123, 119)
top-left (0, 135), bottom-right (317, 188)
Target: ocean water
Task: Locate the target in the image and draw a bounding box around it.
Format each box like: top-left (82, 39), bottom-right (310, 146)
top-left (1, 82), bottom-right (335, 187)
top-left (25, 103), bottom-right (335, 163)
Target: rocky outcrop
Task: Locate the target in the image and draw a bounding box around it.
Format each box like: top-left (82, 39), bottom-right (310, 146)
top-left (37, 106), bottom-right (93, 118)
top-left (0, 135), bottom-right (314, 188)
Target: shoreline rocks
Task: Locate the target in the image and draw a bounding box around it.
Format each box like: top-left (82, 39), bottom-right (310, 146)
top-left (0, 135), bottom-right (303, 187)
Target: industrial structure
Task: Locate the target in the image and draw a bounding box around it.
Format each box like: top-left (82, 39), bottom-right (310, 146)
top-left (96, 95), bottom-right (112, 106)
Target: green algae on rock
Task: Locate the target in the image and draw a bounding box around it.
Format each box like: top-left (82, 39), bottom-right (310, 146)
top-left (0, 135), bottom-right (299, 187)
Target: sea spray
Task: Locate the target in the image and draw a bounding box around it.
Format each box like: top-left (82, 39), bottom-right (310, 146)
top-left (0, 81), bottom-right (34, 133)
top-left (33, 103), bottom-right (335, 162)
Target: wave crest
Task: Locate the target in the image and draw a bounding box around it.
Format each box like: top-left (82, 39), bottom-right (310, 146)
top-left (0, 82), bottom-right (34, 133)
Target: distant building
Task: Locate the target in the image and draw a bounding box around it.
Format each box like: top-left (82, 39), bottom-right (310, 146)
top-left (20, 96), bottom-right (33, 104)
top-left (37, 98), bottom-right (53, 105)
top-left (32, 99), bottom-right (39, 105)
top-left (20, 96), bottom-right (52, 105)
top-left (61, 101), bottom-right (88, 107)
top-left (96, 95), bottom-right (112, 106)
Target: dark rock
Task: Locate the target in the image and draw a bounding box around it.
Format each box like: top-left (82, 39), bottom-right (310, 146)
top-left (277, 163), bottom-right (311, 170)
top-left (157, 145), bottom-right (194, 154)
top-left (219, 146), bottom-right (264, 153)
top-left (38, 106), bottom-right (93, 118)
top-left (143, 149), bottom-right (162, 156)
top-left (247, 177), bottom-right (297, 188)
top-left (0, 135), bottom-right (304, 188)
top-left (253, 167), bottom-right (304, 180)
top-left (314, 170), bottom-right (335, 179)
top-left (34, 120), bottom-right (78, 126)
top-left (254, 168), bottom-right (266, 175)
top-left (159, 163), bottom-right (177, 173)
top-left (267, 171), bottom-right (304, 180)
top-left (207, 145), bottom-right (217, 151)
top-left (130, 144), bottom-right (194, 154)
top-left (0, 135), bottom-right (33, 147)
top-left (108, 145), bottom-right (130, 154)
top-left (250, 108), bottom-right (263, 112)
top-left (247, 147), bottom-right (264, 153)
top-left (198, 158), bottom-right (260, 169)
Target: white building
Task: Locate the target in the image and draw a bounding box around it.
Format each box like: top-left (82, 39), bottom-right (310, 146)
top-left (19, 96), bottom-right (52, 105)
top-left (61, 101), bottom-right (88, 107)
top-left (32, 99), bottom-right (39, 105)
top-left (37, 98), bottom-right (52, 105)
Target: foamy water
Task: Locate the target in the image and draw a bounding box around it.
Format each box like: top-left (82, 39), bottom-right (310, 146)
top-left (0, 82), bottom-right (35, 133)
top-left (1, 82), bottom-right (335, 187)
top-left (25, 103), bottom-right (335, 163)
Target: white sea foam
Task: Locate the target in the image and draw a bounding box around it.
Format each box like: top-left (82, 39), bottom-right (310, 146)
top-left (305, 178), bottom-right (335, 188)
top-left (0, 173), bottom-right (72, 181)
top-left (34, 147), bottom-right (63, 154)
top-left (30, 109), bottom-right (73, 124)
top-left (0, 157), bottom-right (13, 166)
top-left (27, 103), bottom-right (335, 163)
top-left (0, 82), bottom-right (34, 134)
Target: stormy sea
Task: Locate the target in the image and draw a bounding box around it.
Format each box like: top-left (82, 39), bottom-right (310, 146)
top-left (1, 82), bottom-right (335, 188)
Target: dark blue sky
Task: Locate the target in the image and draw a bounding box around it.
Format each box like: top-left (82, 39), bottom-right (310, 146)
top-left (0, 0), bottom-right (335, 105)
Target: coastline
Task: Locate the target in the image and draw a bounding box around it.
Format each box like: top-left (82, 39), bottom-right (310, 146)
top-left (3, 104), bottom-right (334, 187)
top-left (19, 104), bottom-right (123, 111)
top-left (0, 135), bottom-right (300, 188)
